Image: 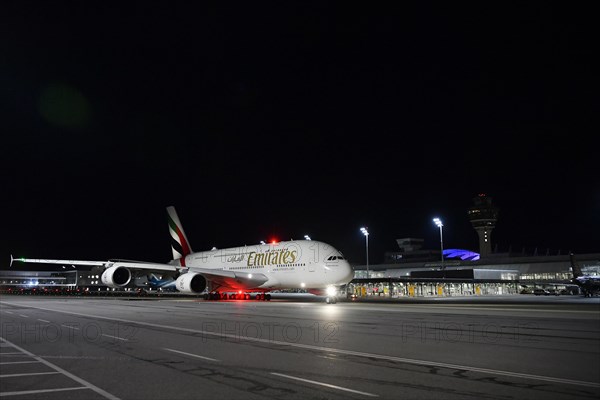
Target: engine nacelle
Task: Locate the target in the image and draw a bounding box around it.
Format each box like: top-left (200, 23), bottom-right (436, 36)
top-left (175, 273), bottom-right (207, 294)
top-left (101, 265), bottom-right (132, 288)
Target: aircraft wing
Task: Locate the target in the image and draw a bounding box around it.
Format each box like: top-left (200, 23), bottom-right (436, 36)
top-left (11, 256), bottom-right (178, 272)
top-left (11, 256), bottom-right (269, 291)
top-left (189, 267), bottom-right (269, 290)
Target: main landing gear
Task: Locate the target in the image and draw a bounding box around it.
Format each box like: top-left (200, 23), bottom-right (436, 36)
top-left (325, 296), bottom-right (338, 304)
top-left (203, 292), bottom-right (271, 301)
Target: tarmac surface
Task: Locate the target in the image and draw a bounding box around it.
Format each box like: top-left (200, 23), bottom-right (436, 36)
top-left (1, 294), bottom-right (599, 399)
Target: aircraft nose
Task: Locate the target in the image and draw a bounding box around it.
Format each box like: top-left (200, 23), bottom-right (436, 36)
top-left (341, 261), bottom-right (354, 282)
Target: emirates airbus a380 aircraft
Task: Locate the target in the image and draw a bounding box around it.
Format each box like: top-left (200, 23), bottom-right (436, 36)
top-left (12, 207), bottom-right (354, 303)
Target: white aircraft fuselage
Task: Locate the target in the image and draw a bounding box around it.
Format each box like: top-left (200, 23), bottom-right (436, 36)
top-left (175, 240), bottom-right (353, 290)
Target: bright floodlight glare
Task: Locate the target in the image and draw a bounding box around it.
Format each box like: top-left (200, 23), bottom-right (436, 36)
top-left (260, 241), bottom-right (266, 245)
top-left (304, 235), bottom-right (311, 240)
top-left (326, 286), bottom-right (337, 296)
top-left (433, 217), bottom-right (445, 267)
top-left (360, 227), bottom-right (370, 278)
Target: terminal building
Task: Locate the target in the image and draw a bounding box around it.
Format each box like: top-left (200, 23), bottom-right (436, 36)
top-left (349, 247), bottom-right (600, 298)
top-left (348, 195), bottom-right (600, 298)
top-left (0, 269), bottom-right (79, 293)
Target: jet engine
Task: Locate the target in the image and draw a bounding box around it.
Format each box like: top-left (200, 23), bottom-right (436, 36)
top-left (101, 265), bottom-right (132, 288)
top-left (175, 273), bottom-right (207, 294)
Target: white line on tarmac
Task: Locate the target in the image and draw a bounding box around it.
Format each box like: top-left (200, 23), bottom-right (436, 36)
top-left (0, 361), bottom-right (41, 365)
top-left (0, 386), bottom-right (88, 396)
top-left (1, 371), bottom-right (60, 378)
top-left (163, 348), bottom-right (220, 362)
top-left (0, 336), bottom-right (120, 400)
top-left (2, 300), bottom-right (598, 389)
top-left (271, 372), bottom-right (378, 397)
top-left (61, 324), bottom-right (80, 330)
top-left (102, 334), bottom-right (128, 341)
top-left (346, 304), bottom-right (599, 315)
top-left (37, 319), bottom-right (51, 323)
top-left (18, 314), bottom-right (28, 318)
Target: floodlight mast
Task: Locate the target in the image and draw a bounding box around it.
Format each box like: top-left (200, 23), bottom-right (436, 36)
top-left (433, 218), bottom-right (444, 270)
top-left (360, 227), bottom-right (369, 278)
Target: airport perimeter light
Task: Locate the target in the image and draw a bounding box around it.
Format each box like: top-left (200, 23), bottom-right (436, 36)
top-left (433, 218), bottom-right (444, 269)
top-left (304, 235), bottom-right (311, 240)
top-left (360, 227), bottom-right (369, 278)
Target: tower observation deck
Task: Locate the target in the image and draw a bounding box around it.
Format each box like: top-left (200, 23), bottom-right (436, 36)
top-left (467, 194), bottom-right (499, 258)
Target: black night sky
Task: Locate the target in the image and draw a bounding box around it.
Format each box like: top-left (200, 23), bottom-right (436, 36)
top-left (1, 2), bottom-right (598, 268)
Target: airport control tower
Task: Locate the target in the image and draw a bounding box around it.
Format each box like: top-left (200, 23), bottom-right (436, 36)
top-left (467, 194), bottom-right (499, 258)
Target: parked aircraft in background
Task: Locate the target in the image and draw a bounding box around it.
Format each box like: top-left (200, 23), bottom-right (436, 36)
top-left (133, 273), bottom-right (177, 291)
top-left (570, 253), bottom-right (600, 297)
top-left (12, 207), bottom-right (354, 303)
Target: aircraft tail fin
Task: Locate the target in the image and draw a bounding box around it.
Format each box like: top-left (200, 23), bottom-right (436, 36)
top-left (167, 206), bottom-right (192, 262)
top-left (570, 252), bottom-right (583, 279)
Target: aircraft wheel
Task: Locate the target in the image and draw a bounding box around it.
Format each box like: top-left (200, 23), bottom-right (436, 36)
top-left (265, 294), bottom-right (271, 301)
